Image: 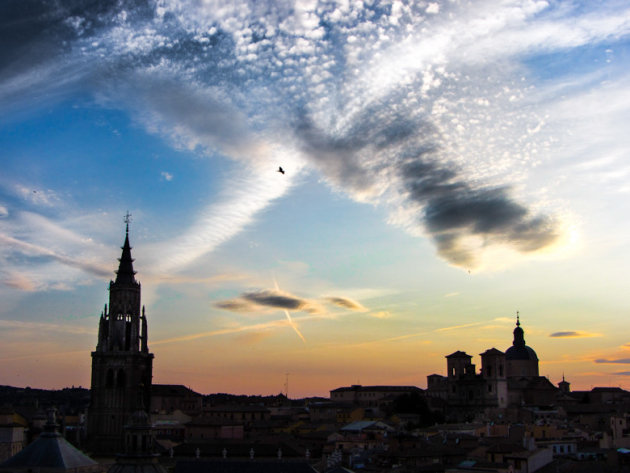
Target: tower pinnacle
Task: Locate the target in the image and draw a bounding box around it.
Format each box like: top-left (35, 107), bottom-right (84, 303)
top-left (116, 212), bottom-right (137, 285)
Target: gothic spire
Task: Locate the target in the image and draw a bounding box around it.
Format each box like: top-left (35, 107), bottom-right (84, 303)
top-left (115, 212), bottom-right (137, 285)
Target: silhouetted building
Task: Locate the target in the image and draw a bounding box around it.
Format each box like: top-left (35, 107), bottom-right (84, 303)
top-left (174, 459), bottom-right (317, 473)
top-left (558, 375), bottom-right (570, 394)
top-left (433, 348), bottom-right (508, 419)
top-left (427, 314), bottom-right (558, 419)
top-left (88, 221), bottom-right (154, 455)
top-left (0, 408), bottom-right (26, 462)
top-left (330, 385), bottom-right (422, 415)
top-left (150, 385), bottom-right (202, 415)
top-left (107, 407), bottom-right (166, 473)
top-left (0, 409), bottom-right (101, 473)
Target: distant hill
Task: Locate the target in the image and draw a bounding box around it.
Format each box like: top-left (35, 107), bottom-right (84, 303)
top-left (0, 385), bottom-right (90, 414)
top-left (204, 392), bottom-right (326, 407)
top-left (0, 385), bottom-right (326, 413)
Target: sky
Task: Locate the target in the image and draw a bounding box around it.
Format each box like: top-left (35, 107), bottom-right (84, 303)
top-left (1, 0), bottom-right (630, 398)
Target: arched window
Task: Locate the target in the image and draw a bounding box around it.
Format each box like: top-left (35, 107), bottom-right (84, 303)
top-left (117, 369), bottom-right (126, 388)
top-left (106, 369), bottom-right (114, 388)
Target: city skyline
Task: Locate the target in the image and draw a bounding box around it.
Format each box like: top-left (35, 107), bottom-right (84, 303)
top-left (1, 0), bottom-right (630, 397)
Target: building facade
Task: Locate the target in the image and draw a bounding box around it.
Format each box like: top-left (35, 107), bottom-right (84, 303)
top-left (88, 222), bottom-right (154, 455)
top-left (427, 315), bottom-right (556, 420)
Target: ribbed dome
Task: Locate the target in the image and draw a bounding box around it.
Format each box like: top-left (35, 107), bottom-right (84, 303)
top-left (505, 344), bottom-right (538, 361)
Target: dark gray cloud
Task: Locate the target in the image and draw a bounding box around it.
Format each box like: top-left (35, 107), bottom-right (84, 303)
top-left (325, 297), bottom-right (366, 311)
top-left (594, 358), bottom-right (630, 364)
top-left (549, 331), bottom-right (597, 338)
top-left (243, 290), bottom-right (306, 310)
top-left (550, 331), bottom-right (580, 338)
top-left (216, 289), bottom-right (321, 314)
top-left (214, 300), bottom-right (254, 313)
top-left (401, 152), bottom-right (558, 266)
top-left (613, 372), bottom-right (630, 376)
top-left (296, 109), bottom-right (559, 267)
top-left (294, 115), bottom-right (378, 195)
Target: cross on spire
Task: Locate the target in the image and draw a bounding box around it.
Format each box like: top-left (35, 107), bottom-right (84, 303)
top-left (124, 211), bottom-right (132, 235)
top-left (516, 310), bottom-right (520, 326)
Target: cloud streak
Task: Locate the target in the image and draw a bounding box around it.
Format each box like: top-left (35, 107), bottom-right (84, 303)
top-left (550, 331), bottom-right (601, 338)
top-left (594, 358), bottom-right (630, 364)
top-left (325, 297), bottom-right (367, 312)
top-left (0, 319), bottom-right (96, 336)
top-left (0, 234), bottom-right (110, 280)
top-left (216, 289), bottom-right (323, 315)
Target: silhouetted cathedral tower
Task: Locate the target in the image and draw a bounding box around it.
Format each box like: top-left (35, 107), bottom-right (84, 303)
top-left (88, 216), bottom-right (153, 454)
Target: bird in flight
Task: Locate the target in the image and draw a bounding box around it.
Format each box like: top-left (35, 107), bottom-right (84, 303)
top-left (277, 166), bottom-right (285, 175)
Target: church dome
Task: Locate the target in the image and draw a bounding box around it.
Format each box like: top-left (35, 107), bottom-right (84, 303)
top-left (505, 344), bottom-right (538, 361)
top-left (505, 315), bottom-right (538, 361)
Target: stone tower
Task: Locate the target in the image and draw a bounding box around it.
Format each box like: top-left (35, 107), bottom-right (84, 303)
top-left (480, 348), bottom-right (508, 408)
top-left (88, 218), bottom-right (153, 455)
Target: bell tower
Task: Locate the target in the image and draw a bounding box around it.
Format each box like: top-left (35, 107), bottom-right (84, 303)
top-left (88, 214), bottom-right (153, 455)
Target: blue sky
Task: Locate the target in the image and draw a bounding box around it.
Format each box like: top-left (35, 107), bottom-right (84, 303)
top-left (1, 0), bottom-right (630, 396)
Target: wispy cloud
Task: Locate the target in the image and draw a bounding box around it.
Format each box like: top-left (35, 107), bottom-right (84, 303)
top-left (344, 318), bottom-right (491, 348)
top-left (16, 186), bottom-right (60, 207)
top-left (325, 297), bottom-right (367, 312)
top-left (215, 299), bottom-right (257, 313)
top-left (152, 313), bottom-right (325, 346)
top-left (0, 349), bottom-right (87, 362)
top-left (594, 358), bottom-right (630, 364)
top-left (0, 319), bottom-right (95, 336)
top-left (0, 233), bottom-right (110, 280)
top-left (494, 317), bottom-right (515, 324)
top-left (146, 160), bottom-right (304, 273)
top-left (435, 321), bottom-right (486, 332)
top-left (1, 272), bottom-right (37, 291)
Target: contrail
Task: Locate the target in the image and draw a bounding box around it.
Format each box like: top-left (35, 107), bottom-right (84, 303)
top-left (274, 277), bottom-right (306, 343)
top-left (152, 318), bottom-right (294, 345)
top-left (342, 320), bottom-right (490, 348)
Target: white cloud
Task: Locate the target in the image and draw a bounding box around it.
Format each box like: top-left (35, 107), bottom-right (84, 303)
top-left (1, 0), bottom-right (629, 280)
top-left (426, 3), bottom-right (439, 15)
